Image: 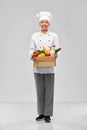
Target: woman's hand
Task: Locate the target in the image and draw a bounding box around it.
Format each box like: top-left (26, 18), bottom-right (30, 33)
top-left (54, 53), bottom-right (58, 58)
top-left (31, 56), bottom-right (37, 61)
top-left (30, 51), bottom-right (39, 61)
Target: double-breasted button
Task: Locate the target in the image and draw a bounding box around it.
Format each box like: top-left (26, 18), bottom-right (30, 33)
top-left (48, 39), bottom-right (50, 42)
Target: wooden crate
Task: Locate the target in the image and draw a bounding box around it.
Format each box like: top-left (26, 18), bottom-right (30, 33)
top-left (33, 56), bottom-right (56, 67)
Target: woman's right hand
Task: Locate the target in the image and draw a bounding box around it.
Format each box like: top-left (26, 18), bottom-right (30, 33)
top-left (31, 56), bottom-right (37, 61)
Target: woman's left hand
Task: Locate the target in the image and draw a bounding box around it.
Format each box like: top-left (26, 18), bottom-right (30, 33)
top-left (54, 53), bottom-right (58, 58)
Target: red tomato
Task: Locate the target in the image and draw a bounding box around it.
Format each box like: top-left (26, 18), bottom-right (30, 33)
top-left (45, 52), bottom-right (50, 56)
top-left (32, 51), bottom-right (39, 57)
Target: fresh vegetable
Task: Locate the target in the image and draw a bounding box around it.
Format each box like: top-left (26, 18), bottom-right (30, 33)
top-left (50, 50), bottom-right (55, 56)
top-left (32, 51), bottom-right (39, 57)
top-left (32, 46), bottom-right (61, 58)
top-left (38, 53), bottom-right (45, 57)
top-left (45, 51), bottom-right (50, 56)
top-left (55, 48), bottom-right (61, 53)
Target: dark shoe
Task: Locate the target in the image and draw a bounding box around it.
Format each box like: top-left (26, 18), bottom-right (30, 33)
top-left (36, 114), bottom-right (44, 121)
top-left (44, 116), bottom-right (51, 123)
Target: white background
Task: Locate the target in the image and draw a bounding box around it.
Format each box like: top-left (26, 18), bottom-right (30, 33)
top-left (0, 0), bottom-right (87, 102)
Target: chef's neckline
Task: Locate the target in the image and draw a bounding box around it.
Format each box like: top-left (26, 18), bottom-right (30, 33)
top-left (40, 30), bottom-right (49, 35)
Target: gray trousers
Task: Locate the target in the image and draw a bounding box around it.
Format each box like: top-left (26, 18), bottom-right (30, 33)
top-left (34, 73), bottom-right (55, 116)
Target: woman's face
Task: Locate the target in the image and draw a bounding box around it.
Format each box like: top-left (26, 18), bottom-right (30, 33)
top-left (39, 20), bottom-right (50, 31)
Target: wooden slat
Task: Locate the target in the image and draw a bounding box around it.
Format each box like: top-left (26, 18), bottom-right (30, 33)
top-left (33, 56), bottom-right (56, 67)
top-left (34, 61), bottom-right (56, 67)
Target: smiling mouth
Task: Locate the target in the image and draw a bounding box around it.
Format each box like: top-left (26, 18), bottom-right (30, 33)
top-left (42, 26), bottom-right (47, 27)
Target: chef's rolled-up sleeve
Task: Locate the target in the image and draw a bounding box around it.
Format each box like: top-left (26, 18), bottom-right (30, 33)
top-left (29, 35), bottom-right (36, 58)
top-left (53, 33), bottom-right (60, 48)
top-left (53, 33), bottom-right (61, 56)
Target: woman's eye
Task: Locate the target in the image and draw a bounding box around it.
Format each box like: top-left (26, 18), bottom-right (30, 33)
top-left (46, 21), bottom-right (48, 24)
top-left (41, 21), bottom-right (43, 23)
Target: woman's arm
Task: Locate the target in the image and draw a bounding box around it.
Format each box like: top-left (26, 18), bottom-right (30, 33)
top-left (29, 35), bottom-right (36, 59)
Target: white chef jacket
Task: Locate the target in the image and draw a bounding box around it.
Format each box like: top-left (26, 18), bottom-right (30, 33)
top-left (29, 30), bottom-right (60, 74)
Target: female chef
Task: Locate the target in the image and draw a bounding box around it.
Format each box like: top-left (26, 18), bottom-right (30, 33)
top-left (29, 11), bottom-right (60, 123)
